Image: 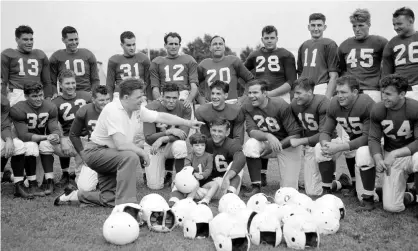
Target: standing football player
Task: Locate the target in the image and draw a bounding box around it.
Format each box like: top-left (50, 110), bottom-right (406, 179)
top-left (244, 25), bottom-right (297, 103)
top-left (49, 26), bottom-right (100, 92)
top-left (52, 69), bottom-right (91, 188)
top-left (339, 9), bottom-right (388, 102)
top-left (368, 75), bottom-right (418, 212)
top-left (297, 13), bottom-right (339, 99)
top-left (143, 83), bottom-right (191, 187)
top-left (150, 32), bottom-right (198, 109)
top-left (1, 25), bottom-right (53, 106)
top-left (290, 77), bottom-right (330, 196)
top-left (198, 35), bottom-right (254, 104)
top-left (316, 76), bottom-right (375, 205)
top-left (106, 31), bottom-right (151, 101)
top-left (195, 80), bottom-right (245, 145)
top-left (382, 7), bottom-right (418, 99)
top-left (242, 79), bottom-right (302, 196)
top-left (10, 82), bottom-right (64, 196)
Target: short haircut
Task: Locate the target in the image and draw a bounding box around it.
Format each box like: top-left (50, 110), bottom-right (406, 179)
top-left (293, 77), bottom-right (315, 92)
top-left (15, 25), bottom-right (33, 38)
top-left (210, 35), bottom-right (225, 45)
top-left (380, 74), bottom-right (409, 94)
top-left (61, 26), bottom-right (78, 38)
top-left (189, 133), bottom-right (207, 145)
top-left (210, 80), bottom-right (229, 94)
top-left (309, 13), bottom-right (326, 23)
top-left (58, 69), bottom-right (76, 83)
top-left (393, 7), bottom-right (415, 21)
top-left (120, 31), bottom-right (135, 44)
top-left (247, 79), bottom-right (268, 92)
top-left (261, 25), bottom-right (278, 36)
top-left (350, 9), bottom-right (371, 25)
top-left (119, 78), bottom-right (145, 97)
top-left (336, 75), bottom-right (360, 91)
top-left (162, 83), bottom-right (179, 94)
top-left (164, 32), bottom-right (182, 44)
top-left (24, 82), bottom-right (43, 95)
top-left (210, 117), bottom-right (231, 130)
top-left (92, 85), bottom-right (109, 98)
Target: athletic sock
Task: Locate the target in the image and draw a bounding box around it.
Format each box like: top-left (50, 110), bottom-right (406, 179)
top-left (246, 157), bottom-right (261, 183)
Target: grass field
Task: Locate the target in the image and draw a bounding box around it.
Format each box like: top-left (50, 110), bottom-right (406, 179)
top-left (1, 156), bottom-right (417, 251)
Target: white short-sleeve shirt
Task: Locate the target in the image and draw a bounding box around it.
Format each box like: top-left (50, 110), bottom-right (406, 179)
top-left (91, 99), bottom-right (158, 148)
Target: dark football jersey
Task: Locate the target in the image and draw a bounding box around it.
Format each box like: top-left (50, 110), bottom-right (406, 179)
top-left (297, 38), bottom-right (340, 85)
top-left (1, 48), bottom-right (53, 97)
top-left (150, 55), bottom-right (198, 91)
top-left (1, 95), bottom-right (12, 140)
top-left (339, 35), bottom-right (388, 90)
top-left (195, 103), bottom-right (245, 145)
top-left (369, 98), bottom-right (418, 155)
top-left (206, 137), bottom-right (244, 180)
top-left (69, 103), bottom-right (101, 153)
top-left (291, 94), bottom-right (329, 146)
top-left (52, 91), bottom-right (91, 136)
top-left (382, 32), bottom-right (418, 87)
top-left (10, 100), bottom-right (60, 142)
top-left (320, 94), bottom-right (374, 150)
top-left (106, 52), bottom-right (151, 95)
top-left (143, 100), bottom-right (191, 145)
top-left (49, 48), bottom-right (100, 91)
top-left (243, 97), bottom-right (302, 141)
top-left (244, 47), bottom-right (297, 91)
top-left (198, 55), bottom-right (254, 100)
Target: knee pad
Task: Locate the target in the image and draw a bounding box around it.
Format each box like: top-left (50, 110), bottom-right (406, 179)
top-left (243, 138), bottom-right (263, 158)
top-left (24, 142), bottom-right (40, 157)
top-left (314, 143), bottom-right (332, 163)
top-left (39, 140), bottom-right (54, 154)
top-left (12, 138), bottom-right (26, 156)
top-left (171, 140), bottom-right (188, 159)
top-left (77, 164), bottom-right (98, 192)
top-left (355, 146), bottom-right (374, 168)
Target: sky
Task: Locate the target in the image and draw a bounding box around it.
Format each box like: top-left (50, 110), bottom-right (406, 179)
top-left (1, 1), bottom-right (418, 70)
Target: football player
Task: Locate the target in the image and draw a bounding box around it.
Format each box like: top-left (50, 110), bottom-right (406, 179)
top-left (339, 9), bottom-right (388, 102)
top-left (242, 79), bottom-right (302, 196)
top-left (195, 80), bottom-right (245, 145)
top-left (49, 26), bottom-right (100, 92)
top-left (297, 13), bottom-right (339, 99)
top-left (52, 69), bottom-right (92, 187)
top-left (1, 25), bottom-right (53, 106)
top-left (316, 76), bottom-right (375, 202)
top-left (198, 35), bottom-right (253, 104)
top-left (367, 75), bottom-right (418, 212)
top-left (106, 31), bottom-right (151, 101)
top-left (150, 32), bottom-right (198, 109)
top-left (169, 118), bottom-right (246, 205)
top-left (244, 25), bottom-right (297, 103)
top-left (143, 83), bottom-right (191, 187)
top-left (290, 77), bottom-right (330, 196)
top-left (10, 82), bottom-right (64, 196)
top-left (382, 7), bottom-right (418, 99)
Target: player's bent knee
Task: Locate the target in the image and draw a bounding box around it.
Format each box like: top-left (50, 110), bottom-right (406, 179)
top-left (171, 140), bottom-right (188, 159)
top-left (412, 152), bottom-right (418, 172)
top-left (39, 140), bottom-right (54, 154)
top-left (24, 142), bottom-right (40, 157)
top-left (314, 143), bottom-right (331, 163)
top-left (355, 146), bottom-right (374, 167)
top-left (243, 138), bottom-right (263, 158)
top-left (13, 138), bottom-right (26, 156)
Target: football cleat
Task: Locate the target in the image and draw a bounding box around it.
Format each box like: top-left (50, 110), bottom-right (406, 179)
top-left (103, 212), bottom-right (140, 245)
top-left (44, 178), bottom-right (55, 195)
top-left (1, 170), bottom-right (14, 183)
top-left (28, 180), bottom-right (45, 197)
top-left (244, 184), bottom-right (261, 197)
top-left (355, 195), bottom-right (375, 212)
top-left (54, 184), bottom-right (78, 206)
top-left (14, 180), bottom-right (34, 199)
top-left (56, 172), bottom-right (70, 188)
top-left (342, 186), bottom-right (357, 197)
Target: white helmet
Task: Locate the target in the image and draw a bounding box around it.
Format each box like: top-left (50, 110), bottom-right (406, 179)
top-left (139, 194), bottom-right (175, 232)
top-left (210, 212), bottom-right (250, 251)
top-left (171, 198), bottom-right (198, 227)
top-left (103, 212), bottom-right (140, 245)
top-left (281, 204), bottom-right (312, 226)
top-left (235, 209), bottom-right (258, 234)
top-left (174, 166), bottom-right (199, 194)
top-left (274, 187), bottom-right (299, 206)
top-left (218, 193), bottom-right (244, 213)
top-left (311, 205), bottom-right (340, 235)
top-left (283, 214), bottom-right (320, 250)
top-left (183, 204), bottom-right (214, 239)
top-left (315, 194), bottom-right (345, 220)
top-left (111, 203), bottom-right (142, 220)
top-left (246, 193), bottom-right (272, 213)
top-left (249, 210), bottom-right (282, 247)
top-left (286, 193), bottom-right (314, 213)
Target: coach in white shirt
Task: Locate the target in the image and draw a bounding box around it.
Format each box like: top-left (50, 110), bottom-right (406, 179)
top-left (54, 78), bottom-right (203, 210)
